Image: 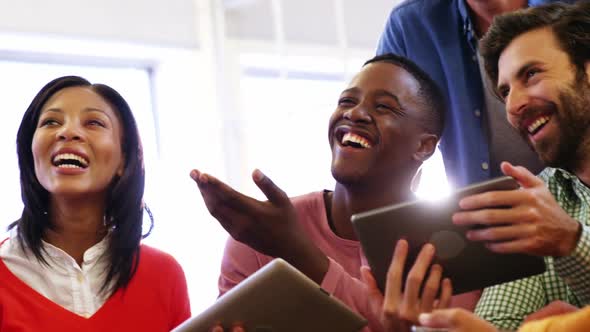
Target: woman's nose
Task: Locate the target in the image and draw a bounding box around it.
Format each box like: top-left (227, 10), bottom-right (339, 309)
top-left (57, 123), bottom-right (82, 141)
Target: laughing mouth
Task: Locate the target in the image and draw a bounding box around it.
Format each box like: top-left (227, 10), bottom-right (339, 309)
top-left (52, 153), bottom-right (89, 169)
top-left (341, 132), bottom-right (372, 149)
top-left (526, 115), bottom-right (551, 136)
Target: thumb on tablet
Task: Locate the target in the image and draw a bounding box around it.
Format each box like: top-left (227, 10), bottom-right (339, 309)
top-left (500, 161), bottom-right (542, 189)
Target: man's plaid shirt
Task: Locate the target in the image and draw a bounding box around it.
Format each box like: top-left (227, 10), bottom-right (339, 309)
top-left (475, 168), bottom-right (590, 330)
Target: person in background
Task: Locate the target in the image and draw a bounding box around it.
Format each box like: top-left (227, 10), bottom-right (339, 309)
top-left (409, 1), bottom-right (590, 330)
top-left (377, 0), bottom-right (577, 189)
top-left (376, 0), bottom-right (577, 313)
top-left (192, 53), bottom-right (456, 331)
top-left (0, 76), bottom-right (190, 331)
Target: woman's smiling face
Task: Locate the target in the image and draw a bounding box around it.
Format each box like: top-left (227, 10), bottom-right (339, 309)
top-left (32, 86), bottom-right (125, 199)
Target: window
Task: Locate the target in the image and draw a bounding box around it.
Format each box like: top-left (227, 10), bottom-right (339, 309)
top-left (238, 71), bottom-right (340, 197)
top-left (236, 54), bottom-right (450, 200)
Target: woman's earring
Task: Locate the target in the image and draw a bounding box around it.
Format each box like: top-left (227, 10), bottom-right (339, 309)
top-left (103, 215), bottom-right (115, 228)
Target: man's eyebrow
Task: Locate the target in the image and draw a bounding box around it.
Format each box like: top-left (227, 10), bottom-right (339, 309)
top-left (340, 87), bottom-right (359, 95)
top-left (375, 89), bottom-right (402, 107)
top-left (516, 61), bottom-right (542, 80)
top-left (340, 87), bottom-right (406, 110)
top-left (497, 61), bottom-right (542, 91)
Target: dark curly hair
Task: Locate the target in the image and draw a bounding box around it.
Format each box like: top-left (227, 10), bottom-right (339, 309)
top-left (480, 2), bottom-right (590, 89)
top-left (364, 53), bottom-right (446, 138)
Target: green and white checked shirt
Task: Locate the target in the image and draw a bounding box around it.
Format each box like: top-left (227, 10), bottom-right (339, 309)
top-left (474, 168), bottom-right (590, 330)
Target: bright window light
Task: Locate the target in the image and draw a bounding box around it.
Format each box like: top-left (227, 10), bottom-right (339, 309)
top-left (238, 73), bottom-right (339, 198)
top-left (237, 54), bottom-right (450, 201)
top-left (414, 148), bottom-right (452, 200)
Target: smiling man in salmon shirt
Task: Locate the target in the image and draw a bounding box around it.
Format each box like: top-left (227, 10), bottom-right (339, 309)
top-left (191, 53), bottom-right (465, 331)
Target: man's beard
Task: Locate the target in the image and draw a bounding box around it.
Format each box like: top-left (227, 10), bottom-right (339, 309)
top-left (524, 75), bottom-right (590, 170)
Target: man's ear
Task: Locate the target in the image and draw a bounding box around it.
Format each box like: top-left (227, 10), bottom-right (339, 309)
top-left (412, 133), bottom-right (438, 162)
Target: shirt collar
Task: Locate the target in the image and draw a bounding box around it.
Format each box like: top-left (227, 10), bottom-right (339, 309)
top-left (550, 167), bottom-right (590, 195)
top-left (458, 0), bottom-right (539, 23)
top-left (41, 232), bottom-right (110, 267)
top-left (552, 167), bottom-right (579, 182)
top-left (457, 0), bottom-right (472, 34)
top-left (528, 0), bottom-right (551, 6)
top-left (457, 0), bottom-right (478, 53)
top-left (458, 0), bottom-right (538, 52)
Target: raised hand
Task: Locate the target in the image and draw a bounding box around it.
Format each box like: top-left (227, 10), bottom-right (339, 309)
top-left (190, 168), bottom-right (328, 283)
top-left (453, 161), bottom-right (581, 257)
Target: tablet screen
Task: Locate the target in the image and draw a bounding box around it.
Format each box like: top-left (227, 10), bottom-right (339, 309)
top-left (352, 176), bottom-right (546, 294)
top-left (173, 258), bottom-right (367, 332)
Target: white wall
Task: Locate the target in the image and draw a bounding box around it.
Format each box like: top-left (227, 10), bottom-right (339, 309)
top-left (0, 0), bottom-right (199, 47)
top-left (0, 0), bottom-right (401, 49)
top-left (225, 0), bottom-right (400, 49)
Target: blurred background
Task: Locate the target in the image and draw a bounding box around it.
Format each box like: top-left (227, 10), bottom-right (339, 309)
top-left (0, 0), bottom-right (449, 315)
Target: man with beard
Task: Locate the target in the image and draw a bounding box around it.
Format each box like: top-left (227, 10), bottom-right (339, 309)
top-left (417, 2), bottom-right (590, 330)
top-left (375, 0), bottom-right (581, 189)
top-left (191, 53), bottom-right (458, 331)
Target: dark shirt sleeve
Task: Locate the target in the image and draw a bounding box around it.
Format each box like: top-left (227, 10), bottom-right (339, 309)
top-left (376, 8), bottom-right (407, 56)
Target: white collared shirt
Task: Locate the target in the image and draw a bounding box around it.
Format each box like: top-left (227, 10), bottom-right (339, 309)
top-left (0, 232), bottom-right (112, 317)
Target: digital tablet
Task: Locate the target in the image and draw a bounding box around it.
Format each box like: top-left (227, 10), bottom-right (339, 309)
top-left (351, 176), bottom-right (546, 295)
top-left (172, 258), bottom-right (367, 332)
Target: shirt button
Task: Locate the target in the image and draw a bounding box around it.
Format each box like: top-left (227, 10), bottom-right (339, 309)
top-left (472, 55), bottom-right (477, 62)
top-left (474, 109), bottom-right (481, 117)
top-left (481, 162), bottom-right (489, 170)
top-left (77, 273), bottom-right (84, 283)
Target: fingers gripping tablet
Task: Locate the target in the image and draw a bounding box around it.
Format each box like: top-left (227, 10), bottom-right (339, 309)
top-left (352, 176), bottom-right (546, 294)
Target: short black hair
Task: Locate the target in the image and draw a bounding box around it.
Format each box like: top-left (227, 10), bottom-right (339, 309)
top-left (480, 2), bottom-right (590, 88)
top-left (13, 75), bottom-right (153, 295)
top-left (364, 53), bottom-right (446, 137)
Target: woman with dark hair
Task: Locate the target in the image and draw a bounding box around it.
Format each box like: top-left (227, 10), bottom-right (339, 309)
top-left (0, 76), bottom-right (190, 331)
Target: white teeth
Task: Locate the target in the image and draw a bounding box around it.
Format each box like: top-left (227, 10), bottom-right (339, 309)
top-left (53, 153), bottom-right (89, 167)
top-left (527, 116), bottom-right (550, 134)
top-left (58, 164), bottom-right (82, 169)
top-left (342, 132), bottom-right (372, 148)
